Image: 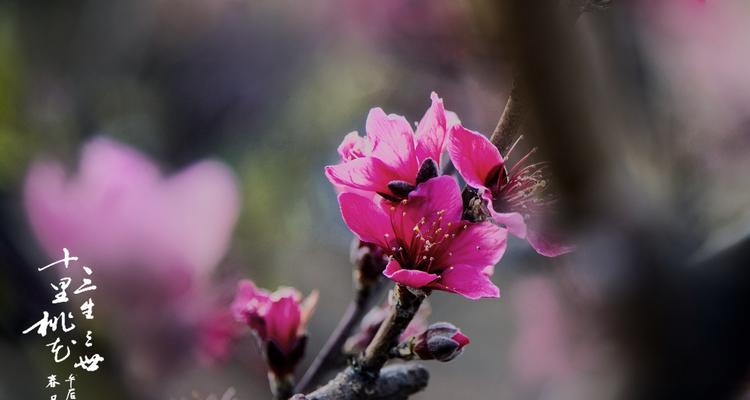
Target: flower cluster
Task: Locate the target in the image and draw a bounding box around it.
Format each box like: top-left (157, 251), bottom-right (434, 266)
top-left (22, 93), bottom-right (570, 398)
top-left (327, 92), bottom-right (569, 300)
top-left (226, 92), bottom-right (570, 397)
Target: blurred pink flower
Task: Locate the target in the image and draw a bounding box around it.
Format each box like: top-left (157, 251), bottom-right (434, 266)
top-left (338, 175), bottom-right (506, 299)
top-left (232, 279), bottom-right (318, 375)
top-left (509, 277), bottom-right (573, 386)
top-left (448, 126), bottom-right (574, 257)
top-left (640, 1), bottom-right (750, 118)
top-left (326, 92), bottom-right (458, 200)
top-left (23, 136), bottom-right (241, 378)
top-left (24, 136), bottom-right (240, 286)
top-left (198, 309), bottom-right (239, 363)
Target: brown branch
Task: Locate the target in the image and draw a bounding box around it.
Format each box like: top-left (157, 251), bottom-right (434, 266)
top-left (441, 77), bottom-right (525, 176)
top-left (489, 79), bottom-right (527, 155)
top-left (358, 285), bottom-right (423, 373)
top-left (293, 285), bottom-right (426, 399)
top-left (486, 0), bottom-right (610, 157)
top-left (291, 363), bottom-right (429, 400)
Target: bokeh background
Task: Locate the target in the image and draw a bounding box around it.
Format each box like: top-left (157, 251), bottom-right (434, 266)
top-left (2, 1), bottom-right (750, 399)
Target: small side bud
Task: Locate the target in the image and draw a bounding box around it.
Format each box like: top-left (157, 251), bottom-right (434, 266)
top-left (413, 322), bottom-right (470, 362)
top-left (351, 239), bottom-right (388, 289)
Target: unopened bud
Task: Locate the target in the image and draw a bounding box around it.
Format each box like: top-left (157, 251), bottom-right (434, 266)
top-left (413, 322), bottom-right (470, 362)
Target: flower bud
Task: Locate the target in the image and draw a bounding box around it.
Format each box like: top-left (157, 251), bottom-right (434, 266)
top-left (350, 239), bottom-right (388, 288)
top-left (413, 322), bottom-right (470, 362)
top-left (231, 279), bottom-right (318, 375)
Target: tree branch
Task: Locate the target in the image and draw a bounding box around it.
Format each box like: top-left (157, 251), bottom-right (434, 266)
top-left (292, 363), bottom-right (429, 400)
top-left (295, 281), bottom-right (384, 392)
top-left (486, 0), bottom-right (611, 156)
top-left (358, 285), bottom-right (424, 374)
top-left (293, 285), bottom-right (426, 399)
top-left (489, 79), bottom-right (526, 154)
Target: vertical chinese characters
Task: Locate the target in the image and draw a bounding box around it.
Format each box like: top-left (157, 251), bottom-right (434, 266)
top-left (23, 248), bottom-right (103, 398)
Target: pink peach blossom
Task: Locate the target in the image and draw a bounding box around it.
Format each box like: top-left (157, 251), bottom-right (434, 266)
top-left (24, 136), bottom-right (240, 284)
top-left (448, 126), bottom-right (573, 257)
top-left (326, 92), bottom-right (458, 200)
top-left (338, 175), bottom-right (506, 299)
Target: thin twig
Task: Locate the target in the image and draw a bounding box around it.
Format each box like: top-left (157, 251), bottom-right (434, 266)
top-left (295, 281), bottom-right (384, 392)
top-left (489, 79), bottom-right (526, 154)
top-left (358, 285), bottom-right (423, 374)
top-left (293, 285), bottom-right (426, 399)
top-left (442, 80), bottom-right (524, 175)
top-left (293, 363), bottom-right (430, 400)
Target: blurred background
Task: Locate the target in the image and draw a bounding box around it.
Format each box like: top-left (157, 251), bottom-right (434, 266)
top-left (1, 1), bottom-right (750, 399)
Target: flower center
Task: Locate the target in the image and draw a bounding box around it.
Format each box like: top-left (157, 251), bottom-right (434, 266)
top-left (491, 147), bottom-right (553, 218)
top-left (386, 205), bottom-right (466, 274)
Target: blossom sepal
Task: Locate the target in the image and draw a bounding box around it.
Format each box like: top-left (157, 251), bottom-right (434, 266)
top-left (266, 335), bottom-right (308, 376)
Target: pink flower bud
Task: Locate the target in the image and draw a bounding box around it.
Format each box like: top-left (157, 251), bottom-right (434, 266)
top-left (231, 279), bottom-right (318, 375)
top-left (413, 322), bottom-right (470, 362)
